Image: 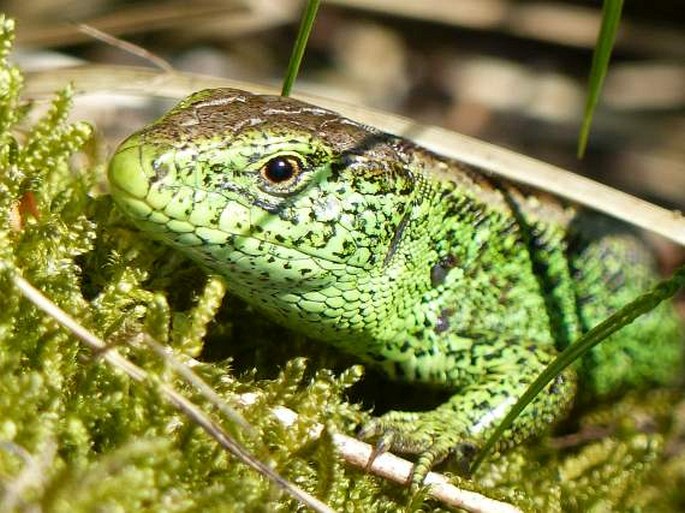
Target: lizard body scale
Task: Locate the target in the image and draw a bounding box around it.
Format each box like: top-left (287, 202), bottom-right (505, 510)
top-left (108, 88), bottom-right (682, 483)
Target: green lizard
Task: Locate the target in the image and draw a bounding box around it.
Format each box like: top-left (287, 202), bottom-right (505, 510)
top-left (108, 88), bottom-right (682, 484)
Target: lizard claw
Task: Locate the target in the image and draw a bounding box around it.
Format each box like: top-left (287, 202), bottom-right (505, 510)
top-left (367, 431), bottom-right (395, 471)
top-left (358, 410), bottom-right (477, 488)
top-left (357, 418), bottom-right (396, 471)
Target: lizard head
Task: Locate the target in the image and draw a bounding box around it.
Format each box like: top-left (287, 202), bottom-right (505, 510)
top-left (108, 88), bottom-right (419, 302)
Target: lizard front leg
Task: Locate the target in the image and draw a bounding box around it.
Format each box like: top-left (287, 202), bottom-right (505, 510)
top-left (359, 342), bottom-right (577, 487)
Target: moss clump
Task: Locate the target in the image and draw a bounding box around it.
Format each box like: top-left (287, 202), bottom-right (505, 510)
top-left (0, 15), bottom-right (379, 512)
top-left (0, 15), bottom-right (684, 512)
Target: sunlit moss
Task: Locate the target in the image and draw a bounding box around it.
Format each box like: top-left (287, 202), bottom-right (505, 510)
top-left (0, 14), bottom-right (683, 512)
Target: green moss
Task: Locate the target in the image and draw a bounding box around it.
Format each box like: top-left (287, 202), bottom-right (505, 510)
top-left (0, 15), bottom-right (683, 512)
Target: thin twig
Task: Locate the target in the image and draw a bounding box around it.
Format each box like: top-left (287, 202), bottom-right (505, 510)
top-left (0, 440), bottom-right (56, 511)
top-left (6, 268), bottom-right (336, 513)
top-left (7, 264), bottom-right (522, 512)
top-left (23, 66), bottom-right (685, 246)
top-left (238, 394), bottom-right (523, 513)
top-left (140, 333), bottom-right (254, 435)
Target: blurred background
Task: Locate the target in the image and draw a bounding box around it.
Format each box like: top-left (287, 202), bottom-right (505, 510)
top-left (4, 0), bottom-right (684, 251)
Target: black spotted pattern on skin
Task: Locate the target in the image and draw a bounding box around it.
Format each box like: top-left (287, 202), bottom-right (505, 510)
top-left (109, 87), bottom-right (683, 484)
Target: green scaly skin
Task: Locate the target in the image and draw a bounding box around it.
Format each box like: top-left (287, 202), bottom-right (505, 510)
top-left (108, 88), bottom-right (682, 484)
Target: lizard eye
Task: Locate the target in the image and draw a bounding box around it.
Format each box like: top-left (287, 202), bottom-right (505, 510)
top-left (260, 156), bottom-right (302, 184)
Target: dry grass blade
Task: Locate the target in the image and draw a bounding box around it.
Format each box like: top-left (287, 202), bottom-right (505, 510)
top-left (5, 263), bottom-right (523, 512)
top-left (140, 334), bottom-right (254, 435)
top-left (23, 65), bottom-right (685, 246)
top-left (14, 1), bottom-right (246, 48)
top-left (0, 440), bottom-right (56, 511)
top-left (6, 269), bottom-right (337, 513)
top-left (76, 23), bottom-right (173, 72)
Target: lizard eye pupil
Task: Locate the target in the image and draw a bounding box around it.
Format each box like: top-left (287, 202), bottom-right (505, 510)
top-left (262, 156), bottom-right (300, 183)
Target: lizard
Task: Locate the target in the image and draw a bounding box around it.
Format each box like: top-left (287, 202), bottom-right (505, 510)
top-left (107, 87), bottom-right (683, 485)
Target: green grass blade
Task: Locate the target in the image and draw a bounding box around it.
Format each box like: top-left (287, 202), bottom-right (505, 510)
top-left (281, 0), bottom-right (321, 97)
top-left (471, 264), bottom-right (685, 474)
top-left (577, 0), bottom-right (624, 158)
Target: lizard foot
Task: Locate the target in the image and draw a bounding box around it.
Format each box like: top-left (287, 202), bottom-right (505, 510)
top-left (358, 409), bottom-right (477, 489)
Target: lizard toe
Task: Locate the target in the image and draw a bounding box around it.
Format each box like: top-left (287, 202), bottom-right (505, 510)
top-left (358, 409), bottom-right (477, 487)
